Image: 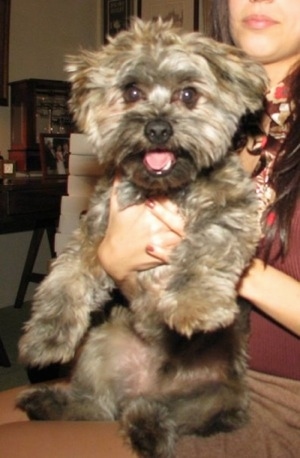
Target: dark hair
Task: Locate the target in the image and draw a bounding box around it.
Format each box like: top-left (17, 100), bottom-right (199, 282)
top-left (208, 0), bottom-right (233, 45)
top-left (208, 0), bottom-right (300, 260)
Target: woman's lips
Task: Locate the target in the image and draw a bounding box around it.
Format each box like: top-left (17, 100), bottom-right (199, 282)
top-left (243, 15), bottom-right (279, 30)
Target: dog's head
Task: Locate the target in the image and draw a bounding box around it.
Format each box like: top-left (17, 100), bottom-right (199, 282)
top-left (66, 18), bottom-right (268, 192)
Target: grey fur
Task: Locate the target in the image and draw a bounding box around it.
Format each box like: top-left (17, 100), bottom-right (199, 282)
top-left (17, 19), bottom-right (267, 458)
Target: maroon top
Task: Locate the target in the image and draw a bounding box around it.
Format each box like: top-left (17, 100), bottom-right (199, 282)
top-left (249, 203), bottom-right (300, 380)
top-left (247, 76), bottom-right (300, 381)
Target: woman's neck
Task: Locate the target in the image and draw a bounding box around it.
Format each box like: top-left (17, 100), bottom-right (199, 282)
top-left (263, 55), bottom-right (300, 88)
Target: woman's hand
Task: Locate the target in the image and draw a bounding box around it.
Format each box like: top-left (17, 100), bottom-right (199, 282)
top-left (98, 179), bottom-right (185, 284)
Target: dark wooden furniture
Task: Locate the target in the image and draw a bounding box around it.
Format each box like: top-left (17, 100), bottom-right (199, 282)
top-left (0, 178), bottom-right (66, 366)
top-left (0, 337), bottom-right (10, 367)
top-left (0, 0), bottom-right (10, 106)
top-left (9, 79), bottom-right (73, 172)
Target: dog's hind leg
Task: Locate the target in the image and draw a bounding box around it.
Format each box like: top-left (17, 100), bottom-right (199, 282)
top-left (16, 386), bottom-right (71, 420)
top-left (120, 381), bottom-right (248, 457)
top-left (120, 397), bottom-right (177, 458)
top-left (16, 385), bottom-right (118, 421)
top-left (169, 381), bottom-right (249, 438)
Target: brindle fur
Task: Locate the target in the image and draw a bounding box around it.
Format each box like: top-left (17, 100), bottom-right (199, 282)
top-left (17, 19), bottom-right (267, 458)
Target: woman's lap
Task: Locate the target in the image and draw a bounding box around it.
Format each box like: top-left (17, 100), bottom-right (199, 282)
top-left (176, 370), bottom-right (300, 457)
top-left (0, 371), bottom-right (299, 457)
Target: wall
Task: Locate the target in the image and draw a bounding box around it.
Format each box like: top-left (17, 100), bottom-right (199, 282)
top-left (0, 0), bottom-right (101, 157)
top-left (0, 0), bottom-right (201, 308)
top-left (0, 0), bottom-right (101, 307)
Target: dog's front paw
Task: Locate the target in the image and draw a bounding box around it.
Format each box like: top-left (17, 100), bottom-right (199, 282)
top-left (162, 296), bottom-right (238, 337)
top-left (18, 321), bottom-right (79, 367)
top-left (121, 398), bottom-right (176, 458)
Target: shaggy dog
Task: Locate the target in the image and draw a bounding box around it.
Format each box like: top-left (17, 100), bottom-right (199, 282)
top-left (17, 19), bottom-right (267, 458)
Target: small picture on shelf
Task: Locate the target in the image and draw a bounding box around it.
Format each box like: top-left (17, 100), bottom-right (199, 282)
top-left (40, 133), bottom-right (70, 179)
top-left (0, 159), bottom-right (16, 179)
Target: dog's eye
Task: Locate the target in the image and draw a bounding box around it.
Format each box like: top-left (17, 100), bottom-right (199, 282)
top-left (123, 85), bottom-right (144, 103)
top-left (179, 87), bottom-right (199, 108)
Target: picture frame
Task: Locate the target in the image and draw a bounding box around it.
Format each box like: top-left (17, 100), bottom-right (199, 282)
top-left (0, 159), bottom-right (16, 179)
top-left (137, 0), bottom-right (199, 32)
top-left (39, 133), bottom-right (70, 179)
top-left (103, 0), bottom-right (132, 41)
top-left (0, 0), bottom-right (10, 106)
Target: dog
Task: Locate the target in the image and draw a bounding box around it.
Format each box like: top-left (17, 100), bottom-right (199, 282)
top-left (17, 19), bottom-right (267, 458)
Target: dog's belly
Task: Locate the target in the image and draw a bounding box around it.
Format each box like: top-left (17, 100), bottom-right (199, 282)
top-left (78, 313), bottom-right (231, 400)
top-left (79, 320), bottom-right (163, 397)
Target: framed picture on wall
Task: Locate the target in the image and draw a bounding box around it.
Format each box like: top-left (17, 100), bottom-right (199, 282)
top-left (0, 0), bottom-right (10, 106)
top-left (137, 0), bottom-right (199, 32)
top-left (40, 133), bottom-right (70, 179)
top-left (103, 0), bottom-right (133, 41)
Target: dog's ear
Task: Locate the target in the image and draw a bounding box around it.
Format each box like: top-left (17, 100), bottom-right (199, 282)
top-left (186, 34), bottom-right (269, 114)
top-left (65, 50), bottom-right (112, 136)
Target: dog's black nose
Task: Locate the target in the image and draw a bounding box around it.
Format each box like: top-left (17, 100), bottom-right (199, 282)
top-left (144, 120), bottom-right (173, 144)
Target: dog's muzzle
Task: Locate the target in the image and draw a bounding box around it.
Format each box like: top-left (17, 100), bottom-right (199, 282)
top-left (143, 119), bottom-right (175, 174)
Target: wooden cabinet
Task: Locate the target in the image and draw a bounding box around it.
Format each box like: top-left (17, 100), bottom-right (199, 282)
top-left (9, 79), bottom-right (74, 172)
top-left (0, 178), bottom-right (67, 233)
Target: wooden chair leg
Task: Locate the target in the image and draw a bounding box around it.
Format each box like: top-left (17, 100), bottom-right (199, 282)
top-left (0, 336), bottom-right (11, 367)
top-left (46, 225), bottom-right (56, 258)
top-left (14, 223), bottom-right (57, 309)
top-left (14, 227), bottom-right (45, 309)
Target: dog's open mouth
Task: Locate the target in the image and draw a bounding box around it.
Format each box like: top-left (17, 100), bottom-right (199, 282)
top-left (143, 150), bottom-right (176, 175)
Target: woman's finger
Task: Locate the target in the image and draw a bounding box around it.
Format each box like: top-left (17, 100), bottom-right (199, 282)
top-left (145, 199), bottom-right (185, 237)
top-left (146, 231), bottom-right (183, 263)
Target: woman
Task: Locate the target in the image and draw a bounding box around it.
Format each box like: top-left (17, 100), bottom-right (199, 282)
top-left (0, 1), bottom-right (299, 456)
top-left (98, 0), bottom-right (300, 454)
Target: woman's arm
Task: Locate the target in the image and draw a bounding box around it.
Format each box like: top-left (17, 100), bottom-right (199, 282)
top-left (238, 258), bottom-right (300, 336)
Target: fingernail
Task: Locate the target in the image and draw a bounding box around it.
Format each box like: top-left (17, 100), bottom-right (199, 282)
top-left (146, 199), bottom-right (155, 209)
top-left (146, 244), bottom-right (154, 253)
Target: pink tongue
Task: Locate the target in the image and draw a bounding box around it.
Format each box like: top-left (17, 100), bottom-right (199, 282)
top-left (144, 151), bottom-right (175, 171)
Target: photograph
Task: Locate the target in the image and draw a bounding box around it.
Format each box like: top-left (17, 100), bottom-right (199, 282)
top-left (103, 0), bottom-right (132, 40)
top-left (137, 0), bottom-right (199, 31)
top-left (40, 133), bottom-right (70, 179)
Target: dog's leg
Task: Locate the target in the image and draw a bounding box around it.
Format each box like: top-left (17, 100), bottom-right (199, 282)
top-left (161, 276), bottom-right (239, 337)
top-left (120, 397), bottom-right (177, 458)
top-left (16, 384), bottom-right (118, 421)
top-left (120, 378), bottom-right (248, 457)
top-left (18, 227), bottom-right (115, 367)
top-left (18, 187), bottom-right (116, 367)
top-left (155, 167), bottom-right (260, 337)
top-left (159, 220), bottom-right (257, 336)
top-left (168, 379), bottom-right (249, 438)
